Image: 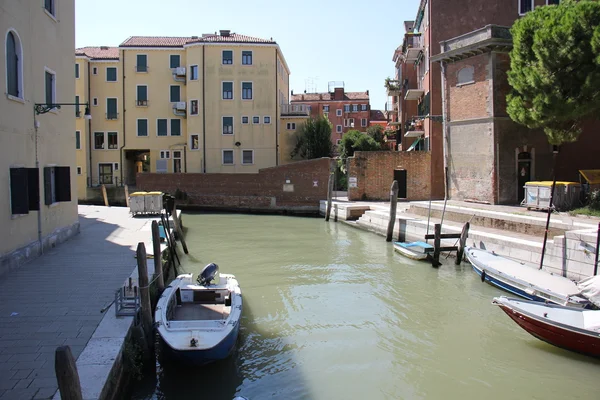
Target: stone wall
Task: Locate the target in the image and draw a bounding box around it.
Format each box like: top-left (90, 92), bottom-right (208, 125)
top-left (136, 158), bottom-right (331, 209)
top-left (347, 151), bottom-right (431, 201)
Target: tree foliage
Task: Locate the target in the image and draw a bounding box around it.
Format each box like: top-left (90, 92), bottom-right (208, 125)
top-left (507, 0), bottom-right (600, 145)
top-left (366, 125), bottom-right (386, 148)
top-left (290, 116), bottom-right (333, 159)
top-left (338, 130), bottom-right (381, 160)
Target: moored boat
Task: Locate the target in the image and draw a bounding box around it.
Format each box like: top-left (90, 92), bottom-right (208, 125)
top-left (155, 263), bottom-right (242, 366)
top-left (492, 296), bottom-right (600, 358)
top-left (465, 247), bottom-right (589, 308)
top-left (393, 241), bottom-right (433, 261)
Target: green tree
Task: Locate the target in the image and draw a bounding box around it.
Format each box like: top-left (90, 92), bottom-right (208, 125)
top-left (338, 130), bottom-right (381, 173)
top-left (507, 0), bottom-right (600, 145)
top-left (291, 116), bottom-right (333, 159)
top-left (366, 125), bottom-right (386, 148)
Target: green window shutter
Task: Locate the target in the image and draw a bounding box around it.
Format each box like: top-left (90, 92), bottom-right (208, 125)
top-left (137, 54), bottom-right (147, 72)
top-left (45, 71), bottom-right (53, 105)
top-left (222, 51), bottom-right (232, 64)
top-left (170, 86), bottom-right (180, 102)
top-left (10, 168), bottom-right (29, 215)
top-left (138, 119), bottom-right (148, 136)
top-left (75, 95), bottom-right (80, 116)
top-left (43, 167), bottom-right (53, 205)
top-left (170, 55), bottom-right (180, 68)
top-left (106, 67), bottom-right (117, 81)
top-left (55, 166), bottom-right (71, 202)
top-left (75, 63), bottom-right (79, 78)
top-left (27, 168), bottom-right (40, 211)
top-left (171, 119), bottom-right (181, 136)
top-left (107, 98), bottom-right (117, 118)
top-left (157, 119), bottom-right (168, 136)
top-left (137, 86), bottom-right (147, 101)
top-left (76, 131), bottom-right (80, 149)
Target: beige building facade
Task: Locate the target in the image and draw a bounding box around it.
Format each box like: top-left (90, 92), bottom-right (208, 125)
top-left (1, 0), bottom-right (79, 272)
top-left (76, 31), bottom-right (302, 199)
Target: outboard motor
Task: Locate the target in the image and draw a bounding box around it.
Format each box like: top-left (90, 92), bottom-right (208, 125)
top-left (197, 263), bottom-right (219, 286)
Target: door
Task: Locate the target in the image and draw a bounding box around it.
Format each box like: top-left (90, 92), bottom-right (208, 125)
top-left (173, 150), bottom-right (182, 173)
top-left (517, 152), bottom-right (532, 203)
top-left (394, 169), bottom-right (407, 198)
top-left (99, 163), bottom-right (113, 185)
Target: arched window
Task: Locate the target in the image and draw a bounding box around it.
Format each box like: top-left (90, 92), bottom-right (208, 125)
top-left (457, 66), bottom-right (474, 86)
top-left (6, 30), bottom-right (23, 98)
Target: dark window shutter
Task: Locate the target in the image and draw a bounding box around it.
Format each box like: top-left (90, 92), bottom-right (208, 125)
top-left (27, 168), bottom-right (40, 211)
top-left (137, 86), bottom-right (147, 101)
top-left (45, 71), bottom-right (53, 105)
top-left (10, 168), bottom-right (29, 215)
top-left (170, 86), bottom-right (180, 102)
top-left (7, 32), bottom-right (18, 97)
top-left (44, 167), bottom-right (53, 205)
top-left (56, 166), bottom-right (71, 202)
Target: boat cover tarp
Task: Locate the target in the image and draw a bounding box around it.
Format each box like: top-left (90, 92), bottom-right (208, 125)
top-left (576, 275), bottom-right (600, 308)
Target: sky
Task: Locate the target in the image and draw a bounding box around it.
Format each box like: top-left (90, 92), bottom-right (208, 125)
top-left (75, 0), bottom-right (420, 111)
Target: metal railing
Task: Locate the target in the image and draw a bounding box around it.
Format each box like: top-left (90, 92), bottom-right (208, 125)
top-left (135, 65), bottom-right (149, 73)
top-left (281, 104), bottom-right (310, 116)
top-left (87, 177), bottom-right (125, 188)
top-left (136, 100), bottom-right (149, 106)
top-left (106, 113), bottom-right (119, 120)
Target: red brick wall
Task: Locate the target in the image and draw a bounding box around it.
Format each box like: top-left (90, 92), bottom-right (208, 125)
top-left (136, 158), bottom-right (331, 208)
top-left (447, 53), bottom-right (491, 120)
top-left (347, 151), bottom-right (432, 201)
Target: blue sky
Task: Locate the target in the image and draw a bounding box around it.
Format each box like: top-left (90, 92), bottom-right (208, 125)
top-left (75, 0), bottom-right (419, 110)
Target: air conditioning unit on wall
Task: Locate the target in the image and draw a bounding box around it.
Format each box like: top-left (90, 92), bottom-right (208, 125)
top-left (174, 102), bottom-right (186, 110)
top-left (174, 67), bottom-right (186, 76)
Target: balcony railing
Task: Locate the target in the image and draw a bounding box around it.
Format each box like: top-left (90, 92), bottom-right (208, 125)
top-left (135, 65), bottom-right (149, 73)
top-left (403, 33), bottom-right (423, 62)
top-left (136, 100), bottom-right (148, 107)
top-left (281, 104), bottom-right (310, 116)
top-left (106, 113), bottom-right (119, 120)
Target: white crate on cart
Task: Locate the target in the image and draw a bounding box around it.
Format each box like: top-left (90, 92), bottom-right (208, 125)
top-left (144, 191), bottom-right (164, 215)
top-left (129, 192), bottom-right (147, 216)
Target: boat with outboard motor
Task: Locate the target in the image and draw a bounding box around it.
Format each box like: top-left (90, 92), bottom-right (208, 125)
top-left (155, 263), bottom-right (242, 366)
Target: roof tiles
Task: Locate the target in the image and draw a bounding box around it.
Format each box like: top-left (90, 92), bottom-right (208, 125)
top-left (119, 33), bottom-right (275, 47)
top-left (290, 91), bottom-right (370, 102)
top-left (75, 46), bottom-right (119, 60)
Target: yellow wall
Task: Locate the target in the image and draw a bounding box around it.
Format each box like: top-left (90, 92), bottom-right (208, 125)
top-left (1, 1), bottom-right (77, 256)
top-left (75, 56), bottom-right (89, 199)
top-left (279, 116), bottom-right (309, 164)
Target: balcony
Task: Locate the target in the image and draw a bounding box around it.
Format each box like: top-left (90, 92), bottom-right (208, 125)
top-left (405, 89), bottom-right (424, 101)
top-left (385, 102), bottom-right (398, 112)
top-left (281, 104), bottom-right (310, 116)
top-left (405, 119), bottom-right (424, 137)
top-left (172, 102), bottom-right (186, 117)
top-left (403, 33), bottom-right (423, 62)
top-left (384, 78), bottom-right (402, 96)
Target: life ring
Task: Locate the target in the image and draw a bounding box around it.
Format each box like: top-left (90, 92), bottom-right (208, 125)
top-left (481, 269), bottom-right (487, 283)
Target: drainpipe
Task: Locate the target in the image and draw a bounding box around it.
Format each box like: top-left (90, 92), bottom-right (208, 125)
top-left (33, 108), bottom-right (42, 253)
top-left (202, 45), bottom-right (206, 173)
top-left (440, 59), bottom-right (449, 201)
top-left (275, 49), bottom-right (279, 165)
top-left (87, 60), bottom-right (92, 188)
top-left (119, 50), bottom-right (126, 184)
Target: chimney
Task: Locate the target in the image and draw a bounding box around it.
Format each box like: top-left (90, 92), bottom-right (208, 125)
top-left (366, 90), bottom-right (369, 95)
top-left (191, 35), bottom-right (198, 39)
top-left (100, 46), bottom-right (109, 50)
top-left (291, 90), bottom-right (294, 95)
top-left (334, 87), bottom-right (344, 101)
top-left (219, 30), bottom-right (231, 37)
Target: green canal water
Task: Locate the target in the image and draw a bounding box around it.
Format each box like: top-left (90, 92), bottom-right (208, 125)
top-left (131, 213), bottom-right (600, 400)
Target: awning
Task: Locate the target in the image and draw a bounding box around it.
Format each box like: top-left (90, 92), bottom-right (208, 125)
top-left (405, 89), bottom-right (424, 101)
top-left (579, 170), bottom-right (600, 185)
top-left (404, 130), bottom-right (424, 138)
top-left (406, 137), bottom-right (422, 152)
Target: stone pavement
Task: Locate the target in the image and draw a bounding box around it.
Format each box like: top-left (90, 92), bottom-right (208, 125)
top-left (0, 206), bottom-right (149, 400)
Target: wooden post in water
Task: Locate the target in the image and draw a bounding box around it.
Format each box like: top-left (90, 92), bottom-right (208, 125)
top-left (172, 205), bottom-right (188, 254)
top-left (386, 180), bottom-right (399, 242)
top-left (594, 222), bottom-right (600, 276)
top-left (136, 243), bottom-right (154, 346)
top-left (101, 184), bottom-right (109, 207)
top-left (55, 345), bottom-right (83, 400)
top-left (124, 184), bottom-right (130, 207)
top-left (456, 222), bottom-right (470, 265)
top-left (325, 162), bottom-right (334, 222)
top-left (432, 224), bottom-right (442, 267)
top-left (151, 221), bottom-right (165, 292)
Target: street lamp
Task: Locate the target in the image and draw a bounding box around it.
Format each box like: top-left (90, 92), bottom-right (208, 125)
top-left (34, 102), bottom-right (92, 119)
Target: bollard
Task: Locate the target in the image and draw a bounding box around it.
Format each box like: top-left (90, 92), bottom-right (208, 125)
top-left (136, 243), bottom-right (154, 347)
top-left (151, 221), bottom-right (165, 292)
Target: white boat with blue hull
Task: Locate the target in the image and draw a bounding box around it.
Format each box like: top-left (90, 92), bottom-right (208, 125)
top-left (393, 241), bottom-right (433, 261)
top-left (465, 247), bottom-right (590, 309)
top-left (155, 263), bottom-right (242, 366)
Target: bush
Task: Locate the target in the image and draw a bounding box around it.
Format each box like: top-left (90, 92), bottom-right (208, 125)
top-left (589, 189), bottom-right (600, 210)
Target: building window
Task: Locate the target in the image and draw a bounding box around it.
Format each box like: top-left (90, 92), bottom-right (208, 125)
top-left (286, 122), bottom-right (296, 130)
top-left (323, 105), bottom-right (329, 112)
top-left (190, 100), bottom-right (199, 115)
top-left (222, 150), bottom-right (234, 165)
top-left (344, 119), bottom-right (349, 127)
top-left (457, 66), bottom-right (475, 86)
top-left (519, 0), bottom-right (534, 14)
top-left (44, 0), bottom-right (55, 16)
top-left (106, 98), bottom-right (118, 119)
top-left (361, 104), bottom-right (368, 111)
top-left (190, 65), bottom-right (199, 80)
top-left (75, 131), bottom-right (81, 149)
top-left (136, 54), bottom-right (147, 72)
top-left (242, 150), bottom-right (254, 165)
top-left (264, 116), bottom-right (271, 124)
top-left (252, 116), bottom-right (260, 124)
top-left (137, 119), bottom-right (148, 136)
top-left (44, 166), bottom-right (71, 205)
top-left (160, 150), bottom-right (170, 159)
top-left (173, 151), bottom-right (182, 173)
top-left (241, 116), bottom-right (249, 124)
top-left (9, 168), bottom-right (40, 215)
top-left (75, 95), bottom-right (81, 117)
top-left (222, 50), bottom-right (233, 65)
top-left (171, 119), bottom-right (181, 136)
top-left (170, 54), bottom-right (180, 68)
top-left (136, 85), bottom-right (148, 106)
top-left (77, 167), bottom-right (82, 175)
top-left (344, 104), bottom-right (350, 112)
top-left (361, 118), bottom-right (367, 127)
top-left (336, 109), bottom-right (342, 116)
top-left (6, 31), bottom-right (23, 99)
top-left (75, 63), bottom-right (80, 79)
top-left (107, 132), bottom-right (118, 149)
top-left (94, 132), bottom-right (105, 149)
top-left (93, 98), bottom-right (98, 106)
top-left (336, 139), bottom-right (342, 145)
top-left (45, 69), bottom-right (56, 107)
top-left (222, 82), bottom-right (233, 99)
top-left (92, 66), bottom-right (98, 75)
top-left (336, 125), bottom-right (342, 133)
top-left (352, 104), bottom-right (358, 112)
top-left (190, 134), bottom-right (199, 150)
top-left (157, 119), bottom-right (168, 136)
top-left (170, 85), bottom-right (181, 102)
top-left (223, 117), bottom-right (234, 134)
top-left (106, 67), bottom-right (117, 82)
top-left (242, 51), bottom-right (252, 65)
top-left (242, 82), bottom-right (253, 100)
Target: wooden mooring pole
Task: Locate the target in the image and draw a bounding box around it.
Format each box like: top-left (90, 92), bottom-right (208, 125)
top-left (55, 345), bottom-right (83, 400)
top-left (432, 224), bottom-right (442, 267)
top-left (386, 180), bottom-right (399, 242)
top-left (136, 243), bottom-right (154, 346)
top-left (172, 205), bottom-right (188, 254)
top-left (101, 184), bottom-right (109, 207)
top-left (594, 222), bottom-right (600, 276)
top-left (151, 221), bottom-right (165, 292)
top-left (325, 162), bottom-right (334, 222)
top-left (456, 222), bottom-right (470, 265)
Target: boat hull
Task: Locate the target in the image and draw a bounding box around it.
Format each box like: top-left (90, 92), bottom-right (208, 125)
top-left (494, 298), bottom-right (600, 358)
top-left (471, 263), bottom-right (548, 303)
top-left (393, 242), bottom-right (432, 261)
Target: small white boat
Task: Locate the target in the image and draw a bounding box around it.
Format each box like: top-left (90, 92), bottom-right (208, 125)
top-left (155, 263), bottom-right (242, 366)
top-left (465, 247), bottom-right (590, 308)
top-left (393, 241), bottom-right (433, 261)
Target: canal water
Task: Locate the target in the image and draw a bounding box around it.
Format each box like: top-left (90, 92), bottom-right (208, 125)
top-left (131, 213), bottom-right (600, 400)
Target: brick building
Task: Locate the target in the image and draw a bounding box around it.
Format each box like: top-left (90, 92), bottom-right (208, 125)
top-left (290, 82), bottom-right (370, 146)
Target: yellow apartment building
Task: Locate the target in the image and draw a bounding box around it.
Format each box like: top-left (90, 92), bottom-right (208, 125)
top-left (76, 30), bottom-right (306, 199)
top-left (1, 0), bottom-right (79, 271)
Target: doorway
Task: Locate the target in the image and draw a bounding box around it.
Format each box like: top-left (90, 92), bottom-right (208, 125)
top-left (517, 152), bottom-right (532, 203)
top-left (394, 169), bottom-right (407, 199)
top-left (99, 163), bottom-right (114, 185)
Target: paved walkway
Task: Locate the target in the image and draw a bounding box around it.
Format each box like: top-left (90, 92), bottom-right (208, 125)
top-left (0, 206), bottom-right (148, 400)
